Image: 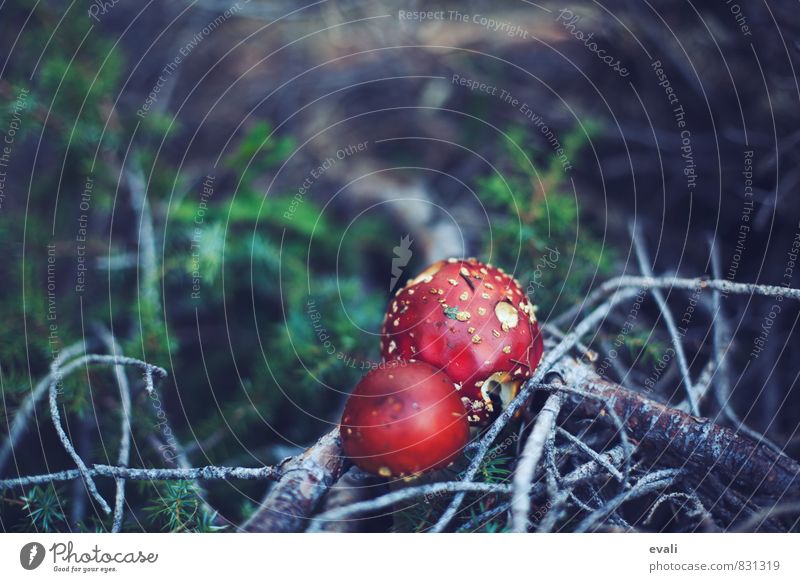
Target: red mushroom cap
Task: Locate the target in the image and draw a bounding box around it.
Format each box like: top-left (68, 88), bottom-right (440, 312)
top-left (380, 258), bottom-right (544, 425)
top-left (340, 361), bottom-right (470, 478)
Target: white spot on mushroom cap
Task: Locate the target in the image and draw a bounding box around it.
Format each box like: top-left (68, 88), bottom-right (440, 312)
top-left (495, 302), bottom-right (519, 329)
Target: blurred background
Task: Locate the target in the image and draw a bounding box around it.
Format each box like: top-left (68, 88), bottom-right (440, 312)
top-left (1, 0), bottom-right (799, 531)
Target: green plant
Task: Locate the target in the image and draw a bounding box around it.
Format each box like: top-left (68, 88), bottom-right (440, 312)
top-left (0, 2), bottom-right (390, 531)
top-left (19, 485), bottom-right (67, 531)
top-left (477, 121), bottom-right (613, 317)
top-left (145, 481), bottom-right (225, 533)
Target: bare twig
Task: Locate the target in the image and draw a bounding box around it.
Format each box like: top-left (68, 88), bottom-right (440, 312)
top-left (536, 444), bottom-right (630, 533)
top-left (511, 393), bottom-right (562, 532)
top-left (709, 242), bottom-right (784, 454)
top-left (541, 323), bottom-right (596, 361)
top-left (46, 355), bottom-right (167, 514)
top-left (555, 427), bottom-right (625, 483)
top-left (559, 445), bottom-right (627, 489)
top-left (709, 240), bottom-right (733, 410)
top-left (49, 363), bottom-right (110, 514)
top-left (552, 275), bottom-right (800, 329)
top-left (631, 226), bottom-right (699, 415)
top-left (308, 481), bottom-right (512, 531)
top-left (96, 327), bottom-right (132, 533)
top-left (0, 341), bottom-right (88, 472)
top-left (575, 469), bottom-right (681, 532)
top-left (0, 464), bottom-right (280, 489)
top-left (675, 360), bottom-right (715, 413)
top-left (542, 381), bottom-right (635, 483)
top-left (69, 418), bottom-right (91, 527)
top-left (643, 491), bottom-right (714, 528)
top-left (125, 154), bottom-right (159, 317)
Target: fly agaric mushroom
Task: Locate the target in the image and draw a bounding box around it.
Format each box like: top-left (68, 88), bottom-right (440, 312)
top-left (380, 258), bottom-right (544, 425)
top-left (340, 361), bottom-right (469, 478)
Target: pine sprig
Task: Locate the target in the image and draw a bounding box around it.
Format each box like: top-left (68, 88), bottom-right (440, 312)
top-left (144, 481), bottom-right (225, 533)
top-left (19, 485), bottom-right (66, 531)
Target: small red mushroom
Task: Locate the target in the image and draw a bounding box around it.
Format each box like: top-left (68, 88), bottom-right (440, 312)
top-left (380, 258), bottom-right (544, 425)
top-left (340, 361), bottom-right (470, 478)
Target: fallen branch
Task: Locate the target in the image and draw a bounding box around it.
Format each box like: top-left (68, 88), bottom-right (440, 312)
top-left (554, 360), bottom-right (800, 500)
top-left (241, 428), bottom-right (346, 532)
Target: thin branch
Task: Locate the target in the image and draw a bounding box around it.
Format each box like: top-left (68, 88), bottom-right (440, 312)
top-left (536, 444), bottom-right (630, 532)
top-left (559, 445), bottom-right (627, 489)
top-left (541, 323), bottom-right (596, 361)
top-left (125, 154), bottom-right (160, 317)
top-left (0, 341), bottom-right (88, 472)
top-left (552, 275), bottom-right (800, 328)
top-left (41, 355), bottom-right (167, 515)
top-left (631, 226), bottom-right (699, 415)
top-left (510, 393), bottom-right (562, 532)
top-left (710, 239), bottom-right (733, 410)
top-left (96, 327), bottom-right (132, 533)
top-left (675, 360), bottom-right (714, 413)
top-left (575, 469), bottom-right (681, 532)
top-left (555, 427), bottom-right (624, 483)
top-left (542, 381), bottom-right (635, 484)
top-left (0, 464), bottom-right (280, 489)
top-left (643, 491), bottom-right (713, 528)
top-left (308, 481), bottom-right (512, 531)
top-left (49, 363), bottom-right (110, 514)
top-left (709, 242), bottom-right (783, 454)
top-left (313, 466), bottom-right (389, 532)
